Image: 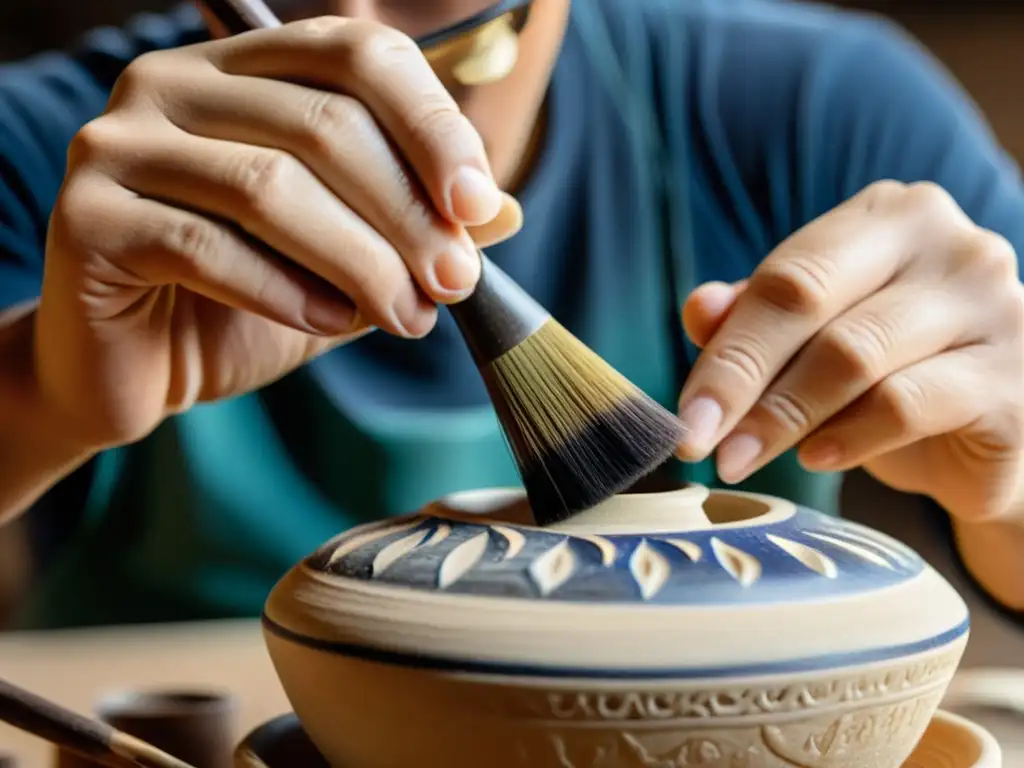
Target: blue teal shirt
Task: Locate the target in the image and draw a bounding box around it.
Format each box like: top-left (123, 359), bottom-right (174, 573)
top-left (2, 0), bottom-right (1023, 628)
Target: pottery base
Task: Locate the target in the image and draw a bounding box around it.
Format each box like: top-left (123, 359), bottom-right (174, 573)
top-left (233, 708), bottom-right (1002, 768)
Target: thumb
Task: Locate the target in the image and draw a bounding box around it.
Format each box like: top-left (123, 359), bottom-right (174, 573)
top-left (466, 193), bottom-right (524, 248)
top-left (682, 280), bottom-right (747, 348)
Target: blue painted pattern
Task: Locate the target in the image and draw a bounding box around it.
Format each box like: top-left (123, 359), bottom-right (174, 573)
top-left (304, 507), bottom-right (924, 605)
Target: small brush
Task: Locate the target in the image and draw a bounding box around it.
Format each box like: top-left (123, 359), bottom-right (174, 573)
top-left (448, 256), bottom-right (685, 521)
top-left (199, 0), bottom-right (686, 524)
top-left (0, 677), bottom-right (196, 768)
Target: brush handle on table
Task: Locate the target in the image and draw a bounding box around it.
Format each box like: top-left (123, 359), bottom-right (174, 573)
top-left (0, 678), bottom-right (196, 768)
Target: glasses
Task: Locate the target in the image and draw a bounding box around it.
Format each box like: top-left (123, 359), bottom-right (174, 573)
top-left (413, 0), bottom-right (533, 51)
top-left (273, 1), bottom-right (533, 50)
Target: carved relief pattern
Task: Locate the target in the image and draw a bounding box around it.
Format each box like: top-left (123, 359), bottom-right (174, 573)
top-left (303, 508), bottom-right (924, 604)
top-left (481, 646), bottom-right (962, 724)
top-left (530, 690), bottom-right (942, 768)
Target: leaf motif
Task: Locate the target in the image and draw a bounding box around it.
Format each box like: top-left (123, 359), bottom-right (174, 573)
top-left (371, 529), bottom-right (431, 577)
top-left (766, 535), bottom-right (837, 578)
top-left (422, 523), bottom-right (452, 548)
top-left (438, 532), bottom-right (490, 589)
top-left (821, 527), bottom-right (912, 565)
top-left (710, 538), bottom-right (762, 587)
top-left (574, 533), bottom-right (617, 566)
top-left (528, 539), bottom-right (577, 597)
top-left (491, 525), bottom-right (526, 561)
top-left (662, 537), bottom-right (702, 562)
top-left (629, 539), bottom-right (670, 600)
top-left (327, 517), bottom-right (424, 566)
top-left (805, 532), bottom-right (893, 569)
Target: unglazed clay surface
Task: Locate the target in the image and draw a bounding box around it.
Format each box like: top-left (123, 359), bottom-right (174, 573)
top-left (234, 708), bottom-right (1002, 768)
top-left (261, 485), bottom-right (972, 768)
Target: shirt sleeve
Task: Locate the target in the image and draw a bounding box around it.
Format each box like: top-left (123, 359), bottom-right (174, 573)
top-left (0, 3), bottom-right (207, 310)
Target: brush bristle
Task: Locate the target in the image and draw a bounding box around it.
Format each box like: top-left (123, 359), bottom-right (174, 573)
top-left (480, 319), bottom-right (687, 526)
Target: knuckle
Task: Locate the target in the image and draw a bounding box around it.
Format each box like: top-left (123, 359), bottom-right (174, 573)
top-left (225, 150), bottom-right (295, 218)
top-left (816, 315), bottom-right (894, 382)
top-left (709, 334), bottom-right (772, 386)
top-left (344, 22), bottom-right (417, 76)
top-left (973, 230), bottom-right (1019, 281)
top-left (68, 119), bottom-right (119, 166)
top-left (51, 184), bottom-right (105, 247)
top-left (297, 92), bottom-right (371, 154)
top-left (905, 180), bottom-right (957, 213)
top-left (389, 201), bottom-right (438, 256)
top-left (292, 14), bottom-right (352, 40)
top-left (752, 255), bottom-right (833, 317)
top-left (408, 98), bottom-right (472, 150)
top-left (115, 51), bottom-right (166, 96)
top-left (158, 217), bottom-right (224, 265)
top-left (759, 390), bottom-right (816, 433)
top-left (873, 375), bottom-right (927, 432)
top-left (860, 179), bottom-right (908, 211)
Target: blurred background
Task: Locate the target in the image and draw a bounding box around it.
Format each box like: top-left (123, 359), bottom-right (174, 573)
top-left (0, 1), bottom-right (1021, 158)
top-left (0, 0), bottom-right (1022, 629)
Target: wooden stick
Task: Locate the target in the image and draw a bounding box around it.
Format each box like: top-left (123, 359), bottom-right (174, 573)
top-left (0, 678), bottom-right (196, 768)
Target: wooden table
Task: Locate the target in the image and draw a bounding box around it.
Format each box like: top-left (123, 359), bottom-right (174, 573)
top-left (0, 617), bottom-right (1022, 768)
top-left (0, 619), bottom-right (288, 768)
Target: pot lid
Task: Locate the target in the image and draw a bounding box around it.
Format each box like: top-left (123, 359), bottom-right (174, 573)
top-left (264, 486), bottom-right (969, 677)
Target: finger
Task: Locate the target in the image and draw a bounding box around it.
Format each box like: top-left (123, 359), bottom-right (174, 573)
top-left (682, 280), bottom-right (746, 349)
top-left (85, 119), bottom-right (436, 338)
top-left (208, 17), bottom-right (504, 226)
top-left (795, 347), bottom-right (989, 472)
top-left (714, 284), bottom-right (977, 483)
top-left (59, 174), bottom-right (359, 336)
top-left (676, 198), bottom-right (913, 460)
top-left (156, 69), bottom-right (486, 303)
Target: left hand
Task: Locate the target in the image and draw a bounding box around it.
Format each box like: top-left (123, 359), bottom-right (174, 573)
top-left (676, 180), bottom-right (1024, 524)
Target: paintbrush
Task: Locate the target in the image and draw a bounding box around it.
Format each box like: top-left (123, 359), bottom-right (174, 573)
top-left (199, 0), bottom-right (686, 524)
top-left (0, 677), bottom-right (196, 768)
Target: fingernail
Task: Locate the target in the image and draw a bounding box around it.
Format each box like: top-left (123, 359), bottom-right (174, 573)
top-left (717, 433), bottom-right (763, 484)
top-left (800, 439), bottom-right (842, 469)
top-left (304, 301), bottom-right (358, 336)
top-left (432, 244), bottom-right (480, 299)
top-left (466, 193), bottom-right (524, 248)
top-left (391, 289), bottom-right (438, 339)
top-left (447, 166), bottom-right (502, 225)
top-left (678, 397), bottom-right (723, 455)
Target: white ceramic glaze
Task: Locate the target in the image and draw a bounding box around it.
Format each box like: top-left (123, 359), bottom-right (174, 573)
top-left (262, 485), bottom-right (971, 767)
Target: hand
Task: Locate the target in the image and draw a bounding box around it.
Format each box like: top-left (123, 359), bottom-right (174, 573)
top-left (34, 16), bottom-right (522, 452)
top-left (676, 180), bottom-right (1024, 524)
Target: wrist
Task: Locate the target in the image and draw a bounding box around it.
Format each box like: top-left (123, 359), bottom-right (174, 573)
top-left (952, 515), bottom-right (1024, 612)
top-left (0, 302), bottom-right (99, 521)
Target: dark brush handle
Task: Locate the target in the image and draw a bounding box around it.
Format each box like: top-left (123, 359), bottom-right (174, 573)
top-left (449, 254), bottom-right (549, 366)
top-left (197, 0), bottom-right (281, 34)
top-left (0, 677), bottom-right (119, 765)
top-left (0, 678), bottom-right (194, 768)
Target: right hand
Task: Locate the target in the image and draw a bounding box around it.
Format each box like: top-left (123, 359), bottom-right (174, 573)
top-left (35, 16), bottom-right (523, 451)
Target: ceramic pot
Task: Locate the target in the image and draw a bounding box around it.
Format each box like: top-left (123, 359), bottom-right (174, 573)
top-left (262, 484), bottom-right (971, 767)
top-left (231, 709), bottom-right (1003, 768)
